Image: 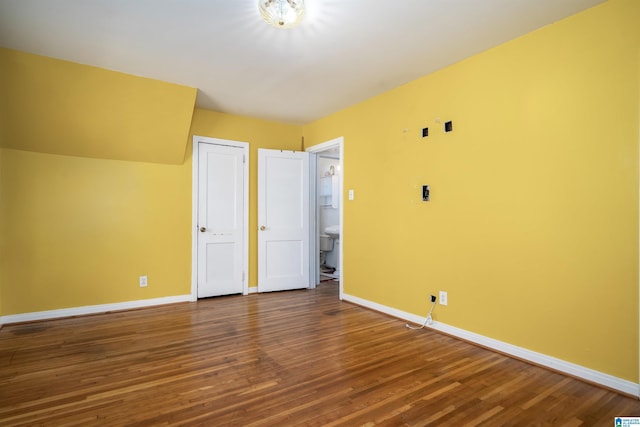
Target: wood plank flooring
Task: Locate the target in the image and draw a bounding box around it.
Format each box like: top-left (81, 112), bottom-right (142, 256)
top-left (1, 281), bottom-right (639, 426)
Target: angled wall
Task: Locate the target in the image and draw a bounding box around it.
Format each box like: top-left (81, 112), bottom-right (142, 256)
top-left (0, 48), bottom-right (196, 164)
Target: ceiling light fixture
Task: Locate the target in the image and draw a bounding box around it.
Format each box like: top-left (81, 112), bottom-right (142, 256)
top-left (258, 0), bottom-right (305, 29)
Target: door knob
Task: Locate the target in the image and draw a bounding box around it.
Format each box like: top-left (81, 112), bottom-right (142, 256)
top-left (259, 225), bottom-right (266, 231)
top-left (200, 226), bottom-right (207, 232)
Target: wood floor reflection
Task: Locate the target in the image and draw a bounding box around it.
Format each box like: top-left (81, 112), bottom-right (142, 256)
top-left (1, 281), bottom-right (639, 426)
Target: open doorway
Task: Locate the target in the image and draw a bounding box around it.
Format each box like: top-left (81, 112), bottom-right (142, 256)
top-left (307, 137), bottom-right (344, 300)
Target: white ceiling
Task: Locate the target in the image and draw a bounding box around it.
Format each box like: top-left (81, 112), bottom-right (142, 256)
top-left (0, 0), bottom-right (605, 125)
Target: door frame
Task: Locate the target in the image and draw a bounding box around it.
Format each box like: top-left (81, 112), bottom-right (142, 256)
top-left (307, 136), bottom-right (344, 300)
top-left (191, 135), bottom-right (249, 301)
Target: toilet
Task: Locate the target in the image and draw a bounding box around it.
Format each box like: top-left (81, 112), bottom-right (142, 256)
top-left (319, 234), bottom-right (334, 267)
top-left (323, 225), bottom-right (340, 278)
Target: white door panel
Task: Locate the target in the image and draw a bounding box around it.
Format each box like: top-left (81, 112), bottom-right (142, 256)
top-left (197, 143), bottom-right (244, 298)
top-left (258, 149), bottom-right (310, 292)
top-left (266, 240), bottom-right (304, 277)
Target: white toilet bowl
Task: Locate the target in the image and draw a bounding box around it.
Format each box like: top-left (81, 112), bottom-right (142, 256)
top-left (319, 234), bottom-right (334, 252)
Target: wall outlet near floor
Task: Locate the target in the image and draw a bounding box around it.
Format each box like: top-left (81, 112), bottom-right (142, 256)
top-left (439, 291), bottom-right (448, 306)
top-left (139, 275), bottom-right (148, 287)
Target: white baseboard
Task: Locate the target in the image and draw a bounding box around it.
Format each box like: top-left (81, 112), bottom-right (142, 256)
top-left (3, 291), bottom-right (636, 396)
top-left (248, 286), bottom-right (258, 294)
top-left (342, 293), bottom-right (639, 397)
top-left (0, 295), bottom-right (192, 325)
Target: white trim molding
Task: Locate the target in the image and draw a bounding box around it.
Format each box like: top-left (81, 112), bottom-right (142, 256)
top-left (342, 293), bottom-right (639, 397)
top-left (0, 295), bottom-right (192, 326)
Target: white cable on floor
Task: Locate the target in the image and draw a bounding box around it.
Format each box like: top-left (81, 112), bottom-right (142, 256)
top-left (405, 299), bottom-right (436, 330)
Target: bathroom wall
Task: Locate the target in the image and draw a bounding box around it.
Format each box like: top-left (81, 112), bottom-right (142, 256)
top-left (318, 156), bottom-right (340, 268)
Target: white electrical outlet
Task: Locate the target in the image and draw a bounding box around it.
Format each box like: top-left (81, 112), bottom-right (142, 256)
top-left (348, 189), bottom-right (355, 200)
top-left (439, 291), bottom-right (448, 306)
top-left (139, 275), bottom-right (148, 287)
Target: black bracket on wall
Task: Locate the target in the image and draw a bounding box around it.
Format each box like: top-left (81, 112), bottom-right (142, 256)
top-left (444, 121), bottom-right (453, 132)
top-left (422, 185), bottom-right (430, 201)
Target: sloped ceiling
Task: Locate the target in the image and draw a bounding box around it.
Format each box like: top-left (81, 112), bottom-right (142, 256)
top-left (0, 48), bottom-right (196, 164)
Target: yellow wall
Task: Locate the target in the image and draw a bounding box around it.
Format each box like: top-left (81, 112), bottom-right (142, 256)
top-left (0, 49), bottom-right (198, 316)
top-left (0, 108), bottom-right (300, 316)
top-left (0, 148), bottom-right (192, 315)
top-left (304, 0), bottom-right (640, 381)
top-left (188, 109), bottom-right (302, 287)
top-left (0, 48), bottom-right (196, 165)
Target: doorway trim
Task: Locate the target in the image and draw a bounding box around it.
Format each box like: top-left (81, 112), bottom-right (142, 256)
top-left (191, 135), bottom-right (249, 301)
top-left (307, 136), bottom-right (344, 300)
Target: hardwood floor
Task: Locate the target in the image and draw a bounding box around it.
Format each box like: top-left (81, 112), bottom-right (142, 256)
top-left (1, 281), bottom-right (639, 426)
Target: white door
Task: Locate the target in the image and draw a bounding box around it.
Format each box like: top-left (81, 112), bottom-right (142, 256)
top-left (258, 149), bottom-right (310, 292)
top-left (197, 143), bottom-right (244, 298)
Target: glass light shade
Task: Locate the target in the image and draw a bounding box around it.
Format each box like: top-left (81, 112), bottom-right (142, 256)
top-left (259, 0), bottom-right (305, 29)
